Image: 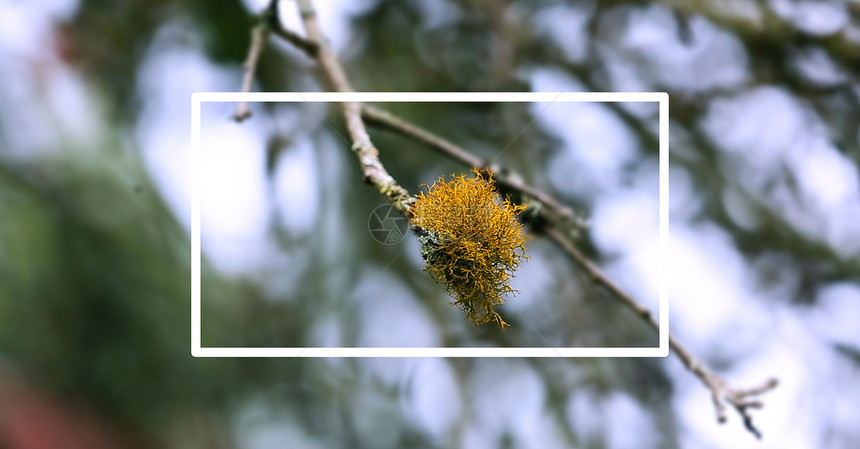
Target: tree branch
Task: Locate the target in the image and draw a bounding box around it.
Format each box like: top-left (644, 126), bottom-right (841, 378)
top-left (357, 102), bottom-right (777, 439)
top-left (294, 0), bottom-right (412, 215)
top-left (253, 1), bottom-right (778, 439)
top-left (232, 4), bottom-right (275, 122)
top-left (545, 227), bottom-right (778, 438)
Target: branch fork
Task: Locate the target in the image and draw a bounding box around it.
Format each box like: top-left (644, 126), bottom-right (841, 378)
top-left (707, 371), bottom-right (779, 439)
top-left (684, 352), bottom-right (778, 438)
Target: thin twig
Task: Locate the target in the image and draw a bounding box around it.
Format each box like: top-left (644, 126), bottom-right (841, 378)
top-left (361, 105), bottom-right (483, 167)
top-left (295, 0), bottom-right (412, 215)
top-left (265, 2), bottom-right (778, 438)
top-left (233, 21), bottom-right (269, 122)
top-left (234, 0), bottom-right (318, 121)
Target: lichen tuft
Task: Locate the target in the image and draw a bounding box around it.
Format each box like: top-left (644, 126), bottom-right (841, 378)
top-left (411, 170), bottom-right (528, 330)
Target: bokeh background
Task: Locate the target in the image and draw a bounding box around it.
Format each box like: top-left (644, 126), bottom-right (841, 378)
top-left (1, 0), bottom-right (859, 448)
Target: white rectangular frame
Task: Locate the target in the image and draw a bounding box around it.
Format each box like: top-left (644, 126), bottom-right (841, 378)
top-left (191, 92), bottom-right (669, 357)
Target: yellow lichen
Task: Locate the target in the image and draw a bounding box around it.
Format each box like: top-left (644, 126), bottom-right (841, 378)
top-left (411, 170), bottom-right (528, 330)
